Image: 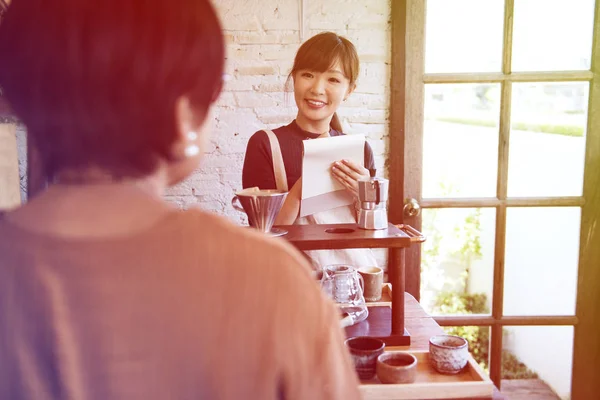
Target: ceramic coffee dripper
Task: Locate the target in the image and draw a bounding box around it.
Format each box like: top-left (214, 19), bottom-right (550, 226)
top-left (320, 264), bottom-right (368, 325)
top-left (232, 187), bottom-right (288, 236)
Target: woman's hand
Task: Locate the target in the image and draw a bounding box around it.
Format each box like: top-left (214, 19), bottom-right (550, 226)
top-left (331, 159), bottom-right (369, 198)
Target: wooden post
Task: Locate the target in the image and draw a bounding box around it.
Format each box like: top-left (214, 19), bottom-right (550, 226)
top-left (390, 247), bottom-right (405, 336)
top-left (0, 123), bottom-right (21, 209)
top-left (572, 2), bottom-right (600, 398)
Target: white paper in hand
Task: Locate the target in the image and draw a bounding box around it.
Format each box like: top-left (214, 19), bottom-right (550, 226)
top-left (300, 134), bottom-right (365, 217)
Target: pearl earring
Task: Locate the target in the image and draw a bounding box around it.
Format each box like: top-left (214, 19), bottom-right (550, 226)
top-left (184, 145), bottom-right (200, 157)
top-left (184, 131), bottom-right (200, 157)
top-left (187, 131), bottom-right (198, 141)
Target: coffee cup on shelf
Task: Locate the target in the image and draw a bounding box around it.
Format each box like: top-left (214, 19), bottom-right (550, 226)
top-left (358, 266), bottom-right (384, 302)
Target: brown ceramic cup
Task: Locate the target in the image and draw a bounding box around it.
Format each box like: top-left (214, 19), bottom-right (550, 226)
top-left (376, 352), bottom-right (418, 384)
top-left (358, 266), bottom-right (384, 302)
top-left (345, 336), bottom-right (386, 380)
top-left (429, 334), bottom-right (469, 374)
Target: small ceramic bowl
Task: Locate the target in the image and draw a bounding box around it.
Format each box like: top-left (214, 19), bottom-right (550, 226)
top-left (345, 336), bottom-right (386, 380)
top-left (376, 352), bottom-right (418, 384)
top-left (429, 334), bottom-right (469, 374)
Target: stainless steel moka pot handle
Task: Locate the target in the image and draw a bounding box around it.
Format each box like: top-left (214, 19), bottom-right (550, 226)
top-left (368, 168), bottom-right (381, 205)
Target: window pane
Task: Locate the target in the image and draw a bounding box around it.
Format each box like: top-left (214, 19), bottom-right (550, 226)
top-left (424, 84), bottom-right (500, 198)
top-left (425, 0), bottom-right (504, 73)
top-left (512, 0), bottom-right (595, 72)
top-left (504, 207), bottom-right (580, 316)
top-left (508, 82), bottom-right (589, 197)
top-left (421, 208), bottom-right (496, 315)
top-left (502, 326), bottom-right (573, 400)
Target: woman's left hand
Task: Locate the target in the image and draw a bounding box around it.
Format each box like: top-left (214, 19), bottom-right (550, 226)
top-left (331, 159), bottom-right (369, 198)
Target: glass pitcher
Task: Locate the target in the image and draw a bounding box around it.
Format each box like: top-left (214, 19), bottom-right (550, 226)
top-left (320, 264), bottom-right (368, 325)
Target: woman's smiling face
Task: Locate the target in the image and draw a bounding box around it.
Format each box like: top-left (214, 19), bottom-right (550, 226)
top-left (293, 59), bottom-right (353, 132)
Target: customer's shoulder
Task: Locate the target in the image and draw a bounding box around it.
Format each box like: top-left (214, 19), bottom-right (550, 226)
top-left (177, 208), bottom-right (313, 274)
top-left (173, 207), bottom-right (256, 242)
top-left (166, 209), bottom-right (322, 320)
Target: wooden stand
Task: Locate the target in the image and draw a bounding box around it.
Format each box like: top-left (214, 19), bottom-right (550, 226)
top-left (276, 222), bottom-right (423, 346)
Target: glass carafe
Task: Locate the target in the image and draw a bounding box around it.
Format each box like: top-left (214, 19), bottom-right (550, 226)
top-left (320, 264), bottom-right (368, 325)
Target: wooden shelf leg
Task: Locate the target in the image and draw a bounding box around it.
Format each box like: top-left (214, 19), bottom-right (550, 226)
top-left (389, 247), bottom-right (405, 335)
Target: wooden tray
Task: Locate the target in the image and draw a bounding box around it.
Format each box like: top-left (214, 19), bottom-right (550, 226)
top-left (360, 350), bottom-right (494, 400)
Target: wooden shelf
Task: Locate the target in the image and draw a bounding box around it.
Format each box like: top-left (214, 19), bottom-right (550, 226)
top-left (274, 223), bottom-right (412, 250)
top-left (278, 222), bottom-right (422, 345)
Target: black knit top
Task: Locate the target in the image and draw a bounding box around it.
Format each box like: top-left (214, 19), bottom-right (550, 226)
top-left (242, 120), bottom-right (375, 190)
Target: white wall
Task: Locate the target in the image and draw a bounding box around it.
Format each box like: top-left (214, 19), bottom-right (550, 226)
top-left (504, 326), bottom-right (574, 399)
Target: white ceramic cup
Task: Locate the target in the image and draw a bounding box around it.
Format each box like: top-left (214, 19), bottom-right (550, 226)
top-left (429, 334), bottom-right (469, 374)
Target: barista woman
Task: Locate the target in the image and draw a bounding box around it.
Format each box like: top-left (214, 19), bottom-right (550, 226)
top-left (242, 31), bottom-right (378, 270)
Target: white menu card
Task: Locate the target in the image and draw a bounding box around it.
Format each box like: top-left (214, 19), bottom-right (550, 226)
top-left (300, 134), bottom-right (365, 217)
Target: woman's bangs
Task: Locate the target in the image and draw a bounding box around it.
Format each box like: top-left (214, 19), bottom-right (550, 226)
top-left (295, 41), bottom-right (347, 75)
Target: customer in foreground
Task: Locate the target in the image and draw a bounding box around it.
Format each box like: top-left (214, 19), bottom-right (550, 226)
top-left (0, 1), bottom-right (360, 399)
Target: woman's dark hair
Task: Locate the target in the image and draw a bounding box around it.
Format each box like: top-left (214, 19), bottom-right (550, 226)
top-left (288, 32), bottom-right (359, 132)
top-left (0, 0), bottom-right (225, 179)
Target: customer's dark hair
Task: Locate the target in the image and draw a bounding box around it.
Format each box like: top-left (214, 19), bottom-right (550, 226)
top-left (0, 0), bottom-right (225, 179)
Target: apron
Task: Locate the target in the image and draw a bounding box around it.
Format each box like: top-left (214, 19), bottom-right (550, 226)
top-left (265, 129), bottom-right (379, 271)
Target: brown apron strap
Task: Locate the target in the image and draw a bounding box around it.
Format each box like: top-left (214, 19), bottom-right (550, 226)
top-left (264, 130), bottom-right (289, 192)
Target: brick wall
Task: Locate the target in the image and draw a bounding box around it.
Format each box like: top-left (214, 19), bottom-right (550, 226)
top-left (165, 0), bottom-right (392, 223)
